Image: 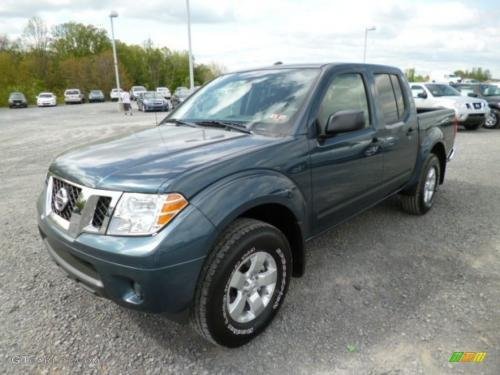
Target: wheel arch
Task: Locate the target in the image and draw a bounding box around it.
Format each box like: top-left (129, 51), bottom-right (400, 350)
top-left (191, 171), bottom-right (309, 277)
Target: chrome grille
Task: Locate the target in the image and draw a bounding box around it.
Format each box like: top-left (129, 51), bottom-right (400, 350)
top-left (92, 196), bottom-right (112, 228)
top-left (51, 178), bottom-right (82, 220)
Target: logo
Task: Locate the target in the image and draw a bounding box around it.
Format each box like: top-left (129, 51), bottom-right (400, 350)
top-left (449, 352), bottom-right (487, 363)
top-left (54, 187), bottom-right (69, 211)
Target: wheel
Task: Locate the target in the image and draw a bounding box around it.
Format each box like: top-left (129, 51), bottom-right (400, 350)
top-left (464, 123), bottom-right (480, 130)
top-left (484, 111), bottom-right (499, 129)
top-left (191, 218), bottom-right (292, 347)
top-left (400, 154), bottom-right (441, 215)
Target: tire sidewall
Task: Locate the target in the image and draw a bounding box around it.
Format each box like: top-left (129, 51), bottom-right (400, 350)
top-left (206, 227), bottom-right (291, 347)
top-left (484, 111), bottom-right (499, 129)
top-left (419, 155), bottom-right (441, 213)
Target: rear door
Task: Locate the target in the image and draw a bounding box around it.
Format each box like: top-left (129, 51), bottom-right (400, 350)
top-left (309, 68), bottom-right (384, 232)
top-left (373, 73), bottom-right (419, 190)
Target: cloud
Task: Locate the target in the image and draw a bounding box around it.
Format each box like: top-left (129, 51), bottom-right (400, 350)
top-left (0, 0), bottom-right (499, 76)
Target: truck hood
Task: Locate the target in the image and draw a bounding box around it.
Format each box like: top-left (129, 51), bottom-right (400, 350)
top-left (50, 125), bottom-right (278, 194)
top-left (434, 96), bottom-right (487, 106)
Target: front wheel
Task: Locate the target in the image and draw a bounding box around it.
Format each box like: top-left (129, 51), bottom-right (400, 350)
top-left (400, 154), bottom-right (441, 215)
top-left (484, 111), bottom-right (499, 129)
top-left (191, 218), bottom-right (292, 347)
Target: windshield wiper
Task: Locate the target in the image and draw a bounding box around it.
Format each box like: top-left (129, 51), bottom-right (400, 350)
top-left (160, 118), bottom-right (199, 128)
top-left (194, 120), bottom-right (252, 134)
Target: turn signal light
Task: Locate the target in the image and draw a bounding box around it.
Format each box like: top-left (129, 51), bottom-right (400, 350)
top-left (156, 194), bottom-right (189, 226)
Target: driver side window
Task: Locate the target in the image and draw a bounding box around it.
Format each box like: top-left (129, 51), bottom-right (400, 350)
top-left (318, 73), bottom-right (370, 132)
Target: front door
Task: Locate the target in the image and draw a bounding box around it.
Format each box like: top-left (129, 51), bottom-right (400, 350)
top-left (310, 71), bottom-right (383, 233)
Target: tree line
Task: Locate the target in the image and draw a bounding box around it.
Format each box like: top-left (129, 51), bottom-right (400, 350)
top-left (405, 67), bottom-right (493, 83)
top-left (0, 17), bottom-right (225, 106)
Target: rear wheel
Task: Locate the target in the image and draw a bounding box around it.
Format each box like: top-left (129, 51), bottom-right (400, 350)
top-left (400, 154), bottom-right (441, 215)
top-left (191, 218), bottom-right (292, 347)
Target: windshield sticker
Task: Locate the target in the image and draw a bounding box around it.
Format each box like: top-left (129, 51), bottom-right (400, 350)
top-left (269, 114), bottom-right (288, 122)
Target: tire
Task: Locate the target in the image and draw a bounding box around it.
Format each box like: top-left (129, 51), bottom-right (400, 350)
top-left (400, 154), bottom-right (441, 215)
top-left (191, 218), bottom-right (292, 347)
top-left (484, 111), bottom-right (499, 129)
top-left (464, 123), bottom-right (481, 130)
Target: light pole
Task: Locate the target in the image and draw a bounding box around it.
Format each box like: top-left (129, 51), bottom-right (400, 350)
top-left (109, 11), bottom-right (121, 104)
top-left (186, 0), bottom-right (194, 90)
top-left (363, 26), bottom-right (376, 63)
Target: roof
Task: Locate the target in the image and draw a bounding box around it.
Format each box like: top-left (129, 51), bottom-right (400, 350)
top-left (232, 62), bottom-right (401, 74)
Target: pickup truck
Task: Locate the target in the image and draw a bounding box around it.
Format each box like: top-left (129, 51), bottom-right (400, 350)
top-left (37, 63), bottom-right (456, 348)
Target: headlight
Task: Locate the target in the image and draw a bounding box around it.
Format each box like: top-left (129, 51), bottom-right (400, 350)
top-left (107, 193), bottom-right (188, 236)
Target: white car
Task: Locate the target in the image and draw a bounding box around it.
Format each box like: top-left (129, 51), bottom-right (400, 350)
top-left (64, 88), bottom-right (84, 104)
top-left (429, 71), bottom-right (461, 84)
top-left (130, 86), bottom-right (147, 101)
top-left (156, 87), bottom-right (171, 99)
top-left (411, 83), bottom-right (490, 130)
top-left (110, 88), bottom-right (124, 101)
top-left (36, 92), bottom-right (57, 107)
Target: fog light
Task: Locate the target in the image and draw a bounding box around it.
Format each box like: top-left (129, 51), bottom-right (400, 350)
top-left (124, 281), bottom-right (143, 305)
top-left (133, 282), bottom-right (143, 300)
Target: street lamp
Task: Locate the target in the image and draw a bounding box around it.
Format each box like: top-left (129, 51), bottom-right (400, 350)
top-left (109, 11), bottom-right (121, 105)
top-left (186, 0), bottom-right (194, 90)
top-left (363, 26), bottom-right (376, 63)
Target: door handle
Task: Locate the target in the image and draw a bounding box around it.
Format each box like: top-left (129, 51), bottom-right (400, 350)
top-left (407, 127), bottom-right (415, 136)
top-left (365, 138), bottom-right (381, 157)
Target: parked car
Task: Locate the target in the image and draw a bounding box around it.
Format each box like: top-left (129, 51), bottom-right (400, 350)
top-left (110, 88), bottom-right (124, 102)
top-left (171, 86), bottom-right (191, 108)
top-left (38, 63), bottom-right (456, 348)
top-left (36, 92), bottom-right (57, 107)
top-left (156, 87), bottom-right (171, 99)
top-left (410, 83), bottom-right (490, 130)
top-left (130, 86), bottom-right (147, 101)
top-left (452, 83), bottom-right (500, 129)
top-left (137, 91), bottom-right (170, 112)
top-left (8, 92), bottom-right (28, 108)
top-left (64, 89), bottom-right (84, 104)
top-left (88, 90), bottom-right (105, 103)
top-left (429, 71), bottom-right (461, 84)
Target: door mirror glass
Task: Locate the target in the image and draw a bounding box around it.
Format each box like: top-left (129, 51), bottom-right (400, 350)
top-left (325, 110), bottom-right (365, 136)
top-left (417, 92), bottom-right (428, 99)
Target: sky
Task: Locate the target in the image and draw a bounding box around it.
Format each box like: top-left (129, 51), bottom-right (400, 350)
top-left (1, 0), bottom-right (500, 77)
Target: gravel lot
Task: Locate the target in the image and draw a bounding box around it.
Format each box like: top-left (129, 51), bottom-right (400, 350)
top-left (0, 103), bottom-right (498, 374)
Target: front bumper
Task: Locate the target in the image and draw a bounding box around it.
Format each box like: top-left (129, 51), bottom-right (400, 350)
top-left (37, 189), bottom-right (216, 321)
top-left (457, 113), bottom-right (485, 125)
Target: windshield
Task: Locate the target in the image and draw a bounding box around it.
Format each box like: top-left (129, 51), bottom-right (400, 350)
top-left (144, 92), bottom-right (163, 99)
top-left (9, 92), bottom-right (24, 99)
top-left (133, 86), bottom-right (146, 92)
top-left (170, 68), bottom-right (320, 135)
top-left (65, 90), bottom-right (79, 95)
top-left (39, 94), bottom-right (53, 98)
top-left (425, 84), bottom-right (461, 97)
top-left (480, 85), bottom-right (500, 96)
top-left (91, 90), bottom-right (102, 94)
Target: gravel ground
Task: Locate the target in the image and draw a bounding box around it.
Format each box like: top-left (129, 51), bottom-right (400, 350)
top-left (0, 103), bottom-right (498, 374)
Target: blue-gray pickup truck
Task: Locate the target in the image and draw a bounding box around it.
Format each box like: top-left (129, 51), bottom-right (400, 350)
top-left (38, 63), bottom-right (456, 347)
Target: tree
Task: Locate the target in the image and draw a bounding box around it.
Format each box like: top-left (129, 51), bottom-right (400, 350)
top-left (22, 17), bottom-right (50, 52)
top-left (454, 68), bottom-right (491, 82)
top-left (404, 68), bottom-right (428, 82)
top-left (51, 22), bottom-right (111, 58)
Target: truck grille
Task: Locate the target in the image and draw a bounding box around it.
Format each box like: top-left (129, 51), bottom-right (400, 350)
top-left (473, 103), bottom-right (482, 109)
top-left (51, 178), bottom-right (82, 220)
top-left (92, 196), bottom-right (112, 228)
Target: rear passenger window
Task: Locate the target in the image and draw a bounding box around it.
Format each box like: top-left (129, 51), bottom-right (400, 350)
top-left (390, 75), bottom-right (406, 117)
top-left (318, 73), bottom-right (370, 131)
top-left (375, 74), bottom-right (406, 124)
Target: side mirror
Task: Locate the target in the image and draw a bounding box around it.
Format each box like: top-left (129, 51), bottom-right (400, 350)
top-left (467, 93), bottom-right (478, 97)
top-left (324, 110), bottom-right (365, 136)
top-left (417, 92), bottom-right (428, 99)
